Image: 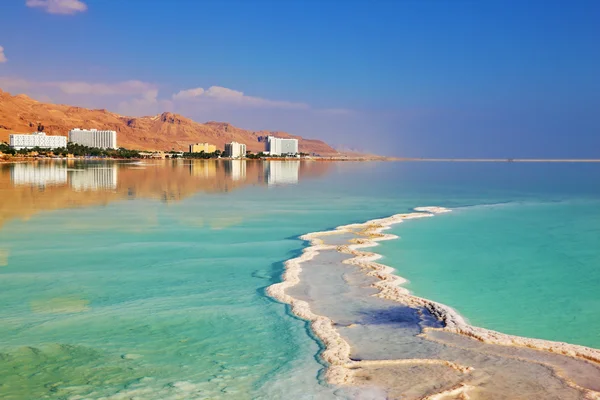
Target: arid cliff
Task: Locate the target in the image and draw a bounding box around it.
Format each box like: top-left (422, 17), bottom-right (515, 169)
top-left (0, 89), bottom-right (338, 155)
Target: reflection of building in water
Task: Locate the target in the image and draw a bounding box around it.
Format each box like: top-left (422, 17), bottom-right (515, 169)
top-left (224, 160), bottom-right (246, 181)
top-left (264, 161), bottom-right (300, 185)
top-left (11, 163), bottom-right (68, 186)
top-left (69, 165), bottom-right (118, 191)
top-left (189, 161), bottom-right (217, 178)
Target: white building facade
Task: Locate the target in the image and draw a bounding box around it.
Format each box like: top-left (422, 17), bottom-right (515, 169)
top-left (266, 136), bottom-right (299, 155)
top-left (9, 132), bottom-right (67, 150)
top-left (224, 142), bottom-right (247, 159)
top-left (69, 128), bottom-right (118, 149)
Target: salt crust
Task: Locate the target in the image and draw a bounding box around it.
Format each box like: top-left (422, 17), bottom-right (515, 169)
top-left (266, 207), bottom-right (600, 400)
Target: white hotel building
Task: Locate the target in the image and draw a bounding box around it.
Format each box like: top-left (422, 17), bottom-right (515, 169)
top-left (9, 132), bottom-right (67, 150)
top-left (266, 136), bottom-right (299, 155)
top-left (224, 142), bottom-right (246, 159)
top-left (69, 128), bottom-right (118, 149)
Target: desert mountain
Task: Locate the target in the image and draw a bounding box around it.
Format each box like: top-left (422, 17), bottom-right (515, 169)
top-left (0, 89), bottom-right (338, 155)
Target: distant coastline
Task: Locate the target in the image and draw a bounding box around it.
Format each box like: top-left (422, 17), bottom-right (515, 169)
top-left (395, 158), bottom-right (600, 162)
top-left (3, 155), bottom-right (600, 164)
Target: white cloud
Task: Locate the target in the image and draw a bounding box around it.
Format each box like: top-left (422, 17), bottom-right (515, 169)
top-left (172, 85), bottom-right (310, 110)
top-left (117, 88), bottom-right (174, 116)
top-left (0, 77), bottom-right (162, 116)
top-left (0, 77), bottom-right (34, 89)
top-left (0, 77), bottom-right (157, 97)
top-left (0, 47), bottom-right (6, 63)
top-left (50, 80), bottom-right (157, 97)
top-left (317, 108), bottom-right (353, 116)
top-left (26, 0), bottom-right (87, 15)
top-left (172, 87), bottom-right (205, 100)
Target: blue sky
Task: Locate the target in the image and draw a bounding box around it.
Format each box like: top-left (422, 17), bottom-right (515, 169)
top-left (1, 0), bottom-right (599, 157)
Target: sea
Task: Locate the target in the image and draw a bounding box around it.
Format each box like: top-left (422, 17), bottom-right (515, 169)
top-left (0, 159), bottom-right (599, 399)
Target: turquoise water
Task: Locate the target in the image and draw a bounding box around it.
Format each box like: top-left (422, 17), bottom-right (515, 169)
top-left (378, 200), bottom-right (600, 348)
top-left (0, 160), bottom-right (599, 398)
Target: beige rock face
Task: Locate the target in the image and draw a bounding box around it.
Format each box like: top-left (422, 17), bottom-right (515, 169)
top-left (0, 89), bottom-right (338, 155)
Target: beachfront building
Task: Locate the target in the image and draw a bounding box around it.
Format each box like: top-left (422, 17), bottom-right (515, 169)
top-left (9, 132), bottom-right (67, 150)
top-left (224, 142), bottom-right (246, 159)
top-left (69, 128), bottom-right (118, 149)
top-left (266, 136), bottom-right (299, 156)
top-left (189, 143), bottom-right (217, 153)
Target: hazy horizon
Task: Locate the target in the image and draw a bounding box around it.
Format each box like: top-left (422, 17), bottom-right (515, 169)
top-left (0, 0), bottom-right (598, 158)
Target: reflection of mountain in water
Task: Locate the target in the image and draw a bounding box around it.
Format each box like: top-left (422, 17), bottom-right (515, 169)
top-left (0, 160), bottom-right (333, 227)
top-left (264, 161), bottom-right (300, 185)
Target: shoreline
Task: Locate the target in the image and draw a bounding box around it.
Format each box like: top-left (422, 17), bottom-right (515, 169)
top-left (4, 156), bottom-right (600, 164)
top-left (395, 158), bottom-right (600, 162)
top-left (266, 207), bottom-right (600, 398)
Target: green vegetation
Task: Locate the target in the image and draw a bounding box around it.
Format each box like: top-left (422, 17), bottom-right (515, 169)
top-left (0, 142), bottom-right (16, 155)
top-left (0, 142), bottom-right (140, 158)
top-left (183, 150), bottom-right (221, 159)
top-left (0, 142), bottom-right (309, 160)
top-left (54, 143), bottom-right (141, 158)
top-left (246, 151), bottom-right (266, 159)
top-left (73, 144), bottom-right (138, 158)
top-left (246, 151), bottom-right (303, 159)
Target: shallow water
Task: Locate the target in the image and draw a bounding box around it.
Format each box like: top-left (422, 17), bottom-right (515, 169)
top-left (0, 160), bottom-right (599, 398)
top-left (290, 230), bottom-right (600, 399)
top-left (378, 201), bottom-right (600, 348)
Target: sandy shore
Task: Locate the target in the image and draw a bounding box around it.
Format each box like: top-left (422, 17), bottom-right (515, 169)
top-left (267, 207), bottom-right (600, 399)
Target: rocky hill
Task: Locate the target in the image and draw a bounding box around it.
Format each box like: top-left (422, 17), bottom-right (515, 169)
top-left (0, 89), bottom-right (338, 155)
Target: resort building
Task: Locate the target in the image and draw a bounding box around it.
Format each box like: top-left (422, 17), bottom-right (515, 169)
top-left (224, 142), bottom-right (246, 159)
top-left (69, 128), bottom-right (118, 149)
top-left (189, 143), bottom-right (217, 153)
top-left (138, 151), bottom-right (166, 159)
top-left (264, 160), bottom-right (300, 185)
top-left (266, 136), bottom-right (299, 156)
top-left (9, 132), bottom-right (67, 150)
